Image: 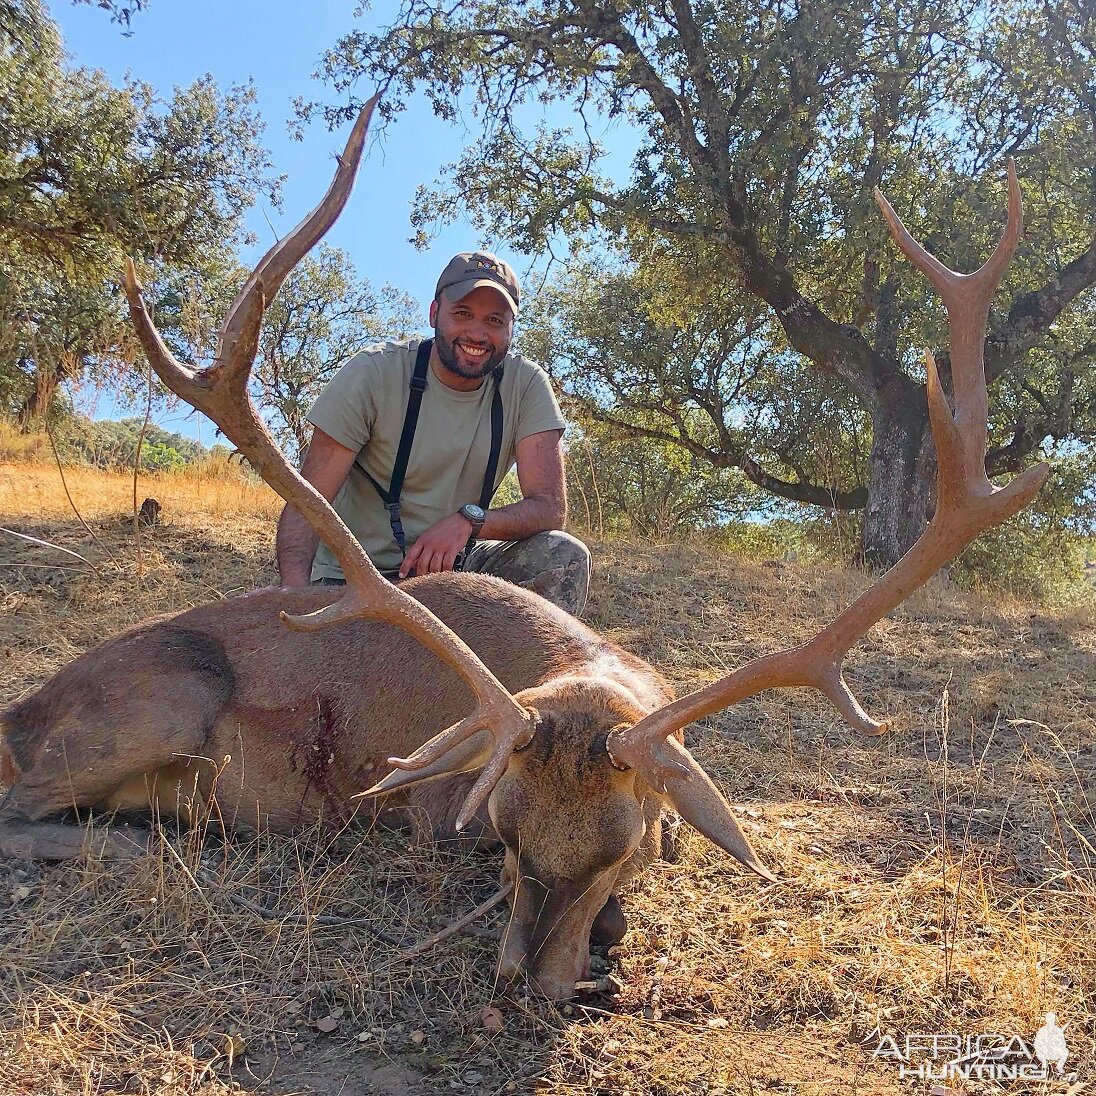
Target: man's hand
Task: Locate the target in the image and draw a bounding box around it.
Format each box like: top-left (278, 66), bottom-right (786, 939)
top-left (400, 513), bottom-right (473, 578)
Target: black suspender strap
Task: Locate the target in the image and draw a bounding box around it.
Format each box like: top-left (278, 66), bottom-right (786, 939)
top-left (480, 371), bottom-right (504, 512)
top-left (366, 339), bottom-right (504, 559)
top-left (364, 338), bottom-right (432, 556)
top-left (456, 371), bottom-right (504, 567)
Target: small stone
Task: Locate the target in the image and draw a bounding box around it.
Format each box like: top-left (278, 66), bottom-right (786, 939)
top-left (222, 1034), bottom-right (246, 1062)
top-left (481, 1007), bottom-right (505, 1033)
top-left (315, 1015), bottom-right (339, 1033)
top-left (410, 1029), bottom-right (426, 1045)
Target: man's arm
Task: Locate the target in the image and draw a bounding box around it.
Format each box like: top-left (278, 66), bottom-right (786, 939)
top-left (399, 429), bottom-right (566, 578)
top-left (275, 427), bottom-right (360, 586)
top-left (482, 428), bottom-right (566, 539)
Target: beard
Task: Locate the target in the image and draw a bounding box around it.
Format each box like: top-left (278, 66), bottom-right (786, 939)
top-left (433, 327), bottom-right (507, 381)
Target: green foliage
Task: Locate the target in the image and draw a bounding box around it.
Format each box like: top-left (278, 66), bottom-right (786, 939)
top-left (311, 0), bottom-right (1095, 569)
top-left (953, 453), bottom-right (1096, 599)
top-left (692, 518), bottom-right (806, 562)
top-left (562, 415), bottom-right (769, 539)
top-left (0, 0), bottom-right (278, 425)
top-left (64, 416), bottom-right (207, 472)
top-left (521, 253), bottom-right (868, 515)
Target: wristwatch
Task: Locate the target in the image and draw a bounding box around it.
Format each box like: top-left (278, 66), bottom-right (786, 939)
top-left (458, 503), bottom-right (486, 538)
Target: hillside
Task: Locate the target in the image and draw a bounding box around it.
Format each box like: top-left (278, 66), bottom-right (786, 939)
top-left (1, 460), bottom-right (1093, 1095)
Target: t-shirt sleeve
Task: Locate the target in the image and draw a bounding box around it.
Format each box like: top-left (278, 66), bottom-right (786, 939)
top-left (514, 366), bottom-right (567, 443)
top-left (306, 354), bottom-right (375, 453)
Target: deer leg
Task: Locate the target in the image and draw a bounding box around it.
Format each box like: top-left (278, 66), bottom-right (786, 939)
top-left (0, 666), bottom-right (230, 859)
top-left (0, 794), bottom-right (148, 860)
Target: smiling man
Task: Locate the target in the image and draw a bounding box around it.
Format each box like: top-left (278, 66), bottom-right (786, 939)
top-left (275, 251), bottom-right (590, 616)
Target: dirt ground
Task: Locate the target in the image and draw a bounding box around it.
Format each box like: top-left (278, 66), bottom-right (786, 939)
top-left (1, 463), bottom-right (1093, 1095)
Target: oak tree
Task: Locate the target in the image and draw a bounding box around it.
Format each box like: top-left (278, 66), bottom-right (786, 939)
top-left (1, 0), bottom-right (278, 423)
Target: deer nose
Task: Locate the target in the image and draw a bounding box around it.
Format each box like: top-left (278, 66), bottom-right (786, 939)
top-left (590, 894), bottom-right (627, 946)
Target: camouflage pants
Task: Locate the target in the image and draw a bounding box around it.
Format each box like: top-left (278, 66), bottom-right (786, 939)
top-left (460, 531), bottom-right (591, 617)
top-left (313, 531), bottom-right (591, 617)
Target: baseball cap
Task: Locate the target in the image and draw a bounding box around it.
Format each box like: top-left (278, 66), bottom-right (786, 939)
top-left (435, 251), bottom-right (520, 314)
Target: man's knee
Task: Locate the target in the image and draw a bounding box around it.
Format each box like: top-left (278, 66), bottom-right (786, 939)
top-left (468, 531), bottom-right (591, 616)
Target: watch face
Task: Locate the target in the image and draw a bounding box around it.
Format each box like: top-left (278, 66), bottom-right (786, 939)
top-left (462, 504), bottom-right (485, 522)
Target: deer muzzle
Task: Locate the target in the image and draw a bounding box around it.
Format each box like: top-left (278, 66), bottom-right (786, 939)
top-left (498, 871), bottom-right (617, 1001)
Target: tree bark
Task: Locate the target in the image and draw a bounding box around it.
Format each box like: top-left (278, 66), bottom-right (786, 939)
top-left (858, 378), bottom-right (935, 567)
top-left (15, 364), bottom-right (61, 429)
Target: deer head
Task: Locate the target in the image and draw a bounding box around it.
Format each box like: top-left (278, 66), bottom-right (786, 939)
top-left (123, 100), bottom-right (1045, 1000)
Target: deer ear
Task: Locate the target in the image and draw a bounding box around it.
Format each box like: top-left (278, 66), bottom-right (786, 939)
top-left (355, 729), bottom-right (497, 799)
top-left (654, 738), bottom-right (780, 883)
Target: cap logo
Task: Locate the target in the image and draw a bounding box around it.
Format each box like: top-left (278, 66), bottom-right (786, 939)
top-left (471, 255), bottom-right (502, 276)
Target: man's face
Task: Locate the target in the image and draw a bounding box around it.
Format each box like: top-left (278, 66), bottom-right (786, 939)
top-left (430, 286), bottom-right (515, 381)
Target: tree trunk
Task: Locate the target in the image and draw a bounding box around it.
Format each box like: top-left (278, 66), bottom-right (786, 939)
top-left (858, 380), bottom-right (936, 567)
top-left (15, 365), bottom-right (61, 430)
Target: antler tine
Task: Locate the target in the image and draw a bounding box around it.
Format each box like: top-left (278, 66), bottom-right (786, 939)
top-left (125, 97), bottom-right (537, 832)
top-left (217, 95), bottom-right (380, 367)
top-left (874, 159), bottom-right (1023, 456)
top-left (607, 162), bottom-right (1049, 783)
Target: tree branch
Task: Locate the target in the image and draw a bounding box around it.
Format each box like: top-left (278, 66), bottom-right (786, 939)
top-left (578, 406), bottom-right (867, 511)
top-left (986, 230), bottom-right (1096, 383)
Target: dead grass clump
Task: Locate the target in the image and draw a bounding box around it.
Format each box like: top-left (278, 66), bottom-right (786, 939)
top-left (1, 466), bottom-right (1094, 1094)
top-left (0, 419), bottom-right (53, 464)
top-left (2, 819), bottom-right (555, 1095)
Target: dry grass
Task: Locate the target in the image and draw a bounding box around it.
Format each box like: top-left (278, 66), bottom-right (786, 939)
top-left (1, 460), bottom-right (1094, 1095)
top-left (0, 458), bottom-right (282, 526)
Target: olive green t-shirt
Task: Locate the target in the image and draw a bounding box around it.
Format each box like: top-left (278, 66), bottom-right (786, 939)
top-left (307, 337), bottom-right (566, 578)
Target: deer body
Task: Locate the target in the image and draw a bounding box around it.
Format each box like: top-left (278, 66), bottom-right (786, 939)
top-left (1, 574), bottom-right (668, 839)
top-left (1, 574), bottom-right (676, 994)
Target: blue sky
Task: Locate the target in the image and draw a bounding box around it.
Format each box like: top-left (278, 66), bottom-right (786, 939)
top-left (47, 0), bottom-right (634, 436)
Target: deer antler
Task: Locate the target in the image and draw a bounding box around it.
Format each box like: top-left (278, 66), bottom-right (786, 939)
top-left (124, 96), bottom-right (535, 831)
top-left (606, 160), bottom-right (1049, 785)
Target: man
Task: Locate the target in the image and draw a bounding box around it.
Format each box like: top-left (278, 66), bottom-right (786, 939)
top-left (275, 251), bottom-right (590, 616)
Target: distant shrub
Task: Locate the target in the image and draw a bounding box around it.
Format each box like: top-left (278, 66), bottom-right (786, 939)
top-left (565, 419), bottom-right (769, 540)
top-left (64, 417), bottom-right (206, 471)
top-left (693, 519), bottom-right (801, 560)
top-left (785, 458), bottom-right (1096, 600)
top-left (139, 441), bottom-right (187, 473)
